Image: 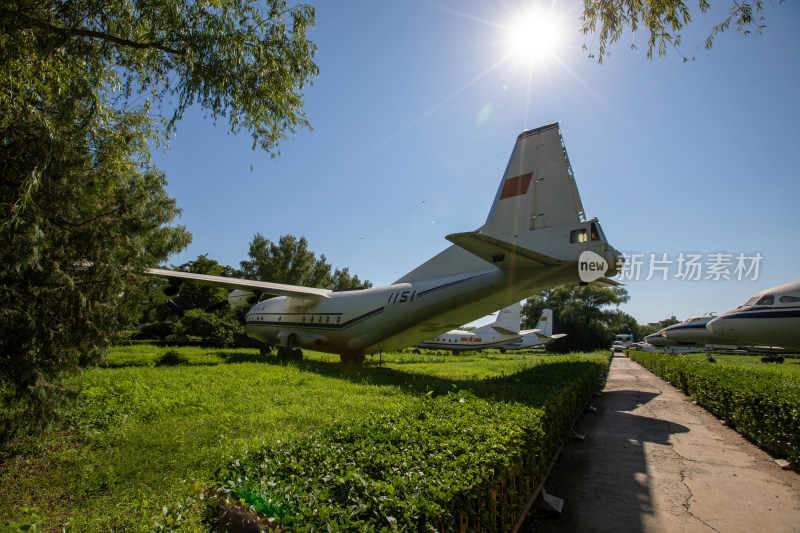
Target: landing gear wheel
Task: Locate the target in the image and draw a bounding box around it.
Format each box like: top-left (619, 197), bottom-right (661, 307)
top-left (291, 348), bottom-right (303, 362)
top-left (277, 347), bottom-right (289, 362)
top-left (339, 353), bottom-right (365, 364)
top-left (259, 345), bottom-right (272, 357)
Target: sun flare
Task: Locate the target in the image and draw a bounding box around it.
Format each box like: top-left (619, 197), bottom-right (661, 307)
top-left (504, 7), bottom-right (566, 67)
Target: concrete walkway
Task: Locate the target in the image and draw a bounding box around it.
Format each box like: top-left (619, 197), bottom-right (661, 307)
top-left (521, 353), bottom-right (800, 533)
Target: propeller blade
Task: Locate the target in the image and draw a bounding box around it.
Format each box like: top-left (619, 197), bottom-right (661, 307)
top-left (165, 299), bottom-right (185, 318)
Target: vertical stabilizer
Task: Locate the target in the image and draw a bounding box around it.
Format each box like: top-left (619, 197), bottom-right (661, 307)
top-left (535, 309), bottom-right (554, 337)
top-left (482, 123), bottom-right (585, 238)
top-left (493, 302), bottom-right (521, 333)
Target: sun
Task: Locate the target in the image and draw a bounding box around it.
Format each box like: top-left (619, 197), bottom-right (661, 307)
top-left (503, 6), bottom-right (566, 67)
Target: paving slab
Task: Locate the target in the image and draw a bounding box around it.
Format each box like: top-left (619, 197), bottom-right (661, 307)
top-left (521, 353), bottom-right (800, 533)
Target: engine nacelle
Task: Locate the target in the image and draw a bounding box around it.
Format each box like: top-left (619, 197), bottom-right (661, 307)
top-left (152, 282), bottom-right (181, 304)
top-left (228, 290), bottom-right (259, 310)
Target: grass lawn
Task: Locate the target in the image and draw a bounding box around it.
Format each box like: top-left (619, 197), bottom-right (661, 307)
top-left (0, 346), bottom-right (601, 531)
top-left (679, 351), bottom-right (800, 376)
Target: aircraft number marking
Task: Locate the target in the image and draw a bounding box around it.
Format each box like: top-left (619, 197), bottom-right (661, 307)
top-left (388, 290), bottom-right (416, 304)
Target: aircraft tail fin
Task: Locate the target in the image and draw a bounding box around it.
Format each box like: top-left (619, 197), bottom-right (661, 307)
top-left (395, 123), bottom-right (587, 284)
top-left (535, 309), bottom-right (554, 337)
top-left (480, 123), bottom-right (585, 238)
top-left (493, 302), bottom-right (521, 333)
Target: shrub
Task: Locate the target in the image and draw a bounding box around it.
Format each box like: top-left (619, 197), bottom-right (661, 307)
top-left (212, 353), bottom-right (611, 531)
top-left (628, 351), bottom-right (800, 463)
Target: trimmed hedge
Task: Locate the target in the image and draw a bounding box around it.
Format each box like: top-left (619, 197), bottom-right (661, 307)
top-left (212, 353), bottom-right (611, 532)
top-left (628, 351), bottom-right (800, 463)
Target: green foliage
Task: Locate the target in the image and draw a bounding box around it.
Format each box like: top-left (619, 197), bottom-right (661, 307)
top-left (522, 285), bottom-right (629, 352)
top-left (0, 347), bottom-right (610, 530)
top-left (133, 321), bottom-right (176, 340)
top-left (241, 233), bottom-right (372, 289)
top-left (659, 317), bottom-right (681, 328)
top-left (154, 350), bottom-right (189, 367)
top-left (1, 0), bottom-right (318, 436)
top-left (580, 0), bottom-right (775, 62)
top-left (173, 309), bottom-right (242, 347)
top-left (629, 350), bottom-right (800, 463)
top-left (216, 353), bottom-right (611, 531)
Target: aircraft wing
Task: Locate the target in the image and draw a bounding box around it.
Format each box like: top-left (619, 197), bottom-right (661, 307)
top-left (445, 231), bottom-right (562, 270)
top-left (145, 268), bottom-right (331, 301)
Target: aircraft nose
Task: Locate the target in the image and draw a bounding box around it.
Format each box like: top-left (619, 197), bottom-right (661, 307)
top-left (706, 317), bottom-right (729, 337)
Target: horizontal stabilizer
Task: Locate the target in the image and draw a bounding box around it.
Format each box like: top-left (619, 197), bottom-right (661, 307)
top-left (491, 326), bottom-right (518, 336)
top-left (551, 334), bottom-right (567, 340)
top-left (145, 268), bottom-right (331, 301)
top-left (446, 231), bottom-right (562, 270)
top-left (590, 277), bottom-right (621, 288)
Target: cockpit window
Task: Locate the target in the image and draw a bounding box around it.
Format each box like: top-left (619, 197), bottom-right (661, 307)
top-left (779, 295), bottom-right (800, 303)
top-left (756, 295), bottom-right (774, 306)
top-left (742, 296), bottom-right (760, 307)
top-left (570, 229), bottom-right (587, 243)
top-left (590, 222), bottom-right (602, 241)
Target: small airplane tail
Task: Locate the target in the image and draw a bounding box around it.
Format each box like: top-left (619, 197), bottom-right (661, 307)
top-left (494, 302), bottom-right (521, 332)
top-left (472, 302), bottom-right (521, 334)
top-left (535, 309), bottom-right (554, 337)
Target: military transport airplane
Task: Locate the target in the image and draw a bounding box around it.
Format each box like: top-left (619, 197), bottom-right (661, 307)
top-left (147, 123), bottom-right (621, 363)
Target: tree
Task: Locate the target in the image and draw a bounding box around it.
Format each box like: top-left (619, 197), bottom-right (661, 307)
top-left (240, 234), bottom-right (372, 290)
top-left (521, 285), bottom-right (630, 352)
top-left (660, 317), bottom-right (681, 328)
top-left (0, 0), bottom-right (318, 437)
top-left (581, 0), bottom-right (779, 62)
top-left (139, 254), bottom-right (240, 322)
top-left (608, 311), bottom-right (640, 340)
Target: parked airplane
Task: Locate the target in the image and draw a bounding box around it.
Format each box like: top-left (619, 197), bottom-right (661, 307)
top-left (415, 304), bottom-right (565, 352)
top-left (645, 311), bottom-right (794, 361)
top-left (414, 305), bottom-right (522, 352)
top-left (500, 307), bottom-right (567, 351)
top-left (661, 315), bottom-right (740, 347)
top-left (707, 281), bottom-right (800, 351)
top-left (147, 123), bottom-right (621, 363)
top-left (644, 330), bottom-right (683, 348)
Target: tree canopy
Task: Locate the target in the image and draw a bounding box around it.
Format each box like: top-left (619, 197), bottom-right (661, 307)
top-left (521, 284), bottom-right (630, 352)
top-left (0, 0), bottom-right (318, 438)
top-left (241, 234), bottom-right (372, 290)
top-left (581, 0), bottom-right (777, 61)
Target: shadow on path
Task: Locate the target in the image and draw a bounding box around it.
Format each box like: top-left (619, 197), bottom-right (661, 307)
top-left (523, 385), bottom-right (690, 533)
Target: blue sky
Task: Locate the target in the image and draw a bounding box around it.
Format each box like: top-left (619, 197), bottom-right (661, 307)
top-left (152, 0), bottom-right (800, 326)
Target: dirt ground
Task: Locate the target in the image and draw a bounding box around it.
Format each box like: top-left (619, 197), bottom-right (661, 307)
top-left (520, 353), bottom-right (800, 533)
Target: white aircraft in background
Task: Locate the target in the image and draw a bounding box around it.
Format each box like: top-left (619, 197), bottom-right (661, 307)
top-left (707, 281), bottom-right (800, 352)
top-left (500, 306), bottom-right (567, 351)
top-left (147, 123), bottom-right (621, 363)
top-left (660, 315), bottom-right (741, 348)
top-left (415, 305), bottom-right (522, 352)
